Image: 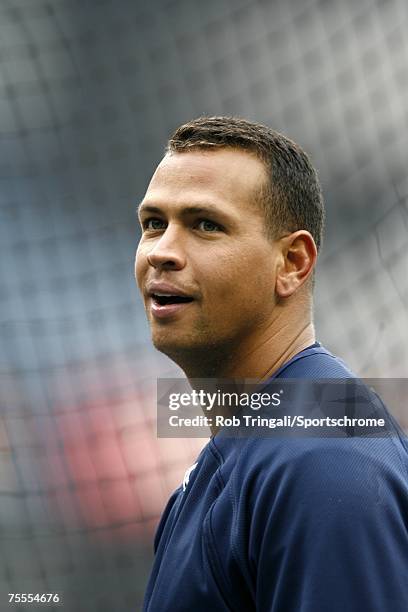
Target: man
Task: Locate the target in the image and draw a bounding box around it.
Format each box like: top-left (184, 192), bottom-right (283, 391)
top-left (135, 116), bottom-right (408, 611)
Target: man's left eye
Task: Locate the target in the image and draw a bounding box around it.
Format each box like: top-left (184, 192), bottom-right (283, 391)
top-left (197, 220), bottom-right (221, 232)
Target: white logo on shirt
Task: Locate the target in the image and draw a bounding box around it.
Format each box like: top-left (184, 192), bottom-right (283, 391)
top-left (182, 462), bottom-right (198, 491)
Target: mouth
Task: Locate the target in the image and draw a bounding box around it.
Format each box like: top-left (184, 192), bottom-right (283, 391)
top-left (149, 293), bottom-right (194, 319)
top-left (152, 294), bottom-right (193, 306)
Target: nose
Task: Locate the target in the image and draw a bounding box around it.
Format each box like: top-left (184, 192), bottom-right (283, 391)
top-left (146, 225), bottom-right (186, 271)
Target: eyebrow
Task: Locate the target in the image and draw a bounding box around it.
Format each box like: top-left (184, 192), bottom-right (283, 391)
top-left (137, 204), bottom-right (161, 217)
top-left (137, 203), bottom-right (228, 219)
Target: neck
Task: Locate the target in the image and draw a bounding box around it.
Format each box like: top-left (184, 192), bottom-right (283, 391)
top-left (172, 298), bottom-right (316, 436)
top-left (182, 303), bottom-right (316, 382)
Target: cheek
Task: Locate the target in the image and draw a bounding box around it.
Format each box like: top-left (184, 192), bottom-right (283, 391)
top-left (199, 252), bottom-right (255, 300)
top-left (134, 243), bottom-right (147, 288)
top-left (205, 248), bottom-right (275, 309)
top-left (198, 252), bottom-right (237, 299)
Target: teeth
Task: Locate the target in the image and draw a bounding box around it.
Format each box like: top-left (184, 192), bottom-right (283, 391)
top-left (154, 292), bottom-right (176, 297)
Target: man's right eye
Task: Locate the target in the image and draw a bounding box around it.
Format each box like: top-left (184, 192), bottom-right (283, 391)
top-left (143, 218), bottom-right (166, 230)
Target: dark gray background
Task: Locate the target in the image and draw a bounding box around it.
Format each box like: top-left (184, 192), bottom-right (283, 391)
top-left (1, 0), bottom-right (407, 610)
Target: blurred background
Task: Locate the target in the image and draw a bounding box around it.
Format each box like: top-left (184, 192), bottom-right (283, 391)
top-left (1, 0), bottom-right (407, 610)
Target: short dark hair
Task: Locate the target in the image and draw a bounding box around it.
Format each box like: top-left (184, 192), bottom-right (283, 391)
top-left (166, 116), bottom-right (325, 252)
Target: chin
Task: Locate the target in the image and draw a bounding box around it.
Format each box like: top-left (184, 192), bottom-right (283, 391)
top-left (152, 326), bottom-right (232, 369)
top-left (152, 332), bottom-right (191, 357)
top-left (151, 329), bottom-right (213, 362)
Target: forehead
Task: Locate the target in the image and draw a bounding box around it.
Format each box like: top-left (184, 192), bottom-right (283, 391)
top-left (143, 148), bottom-right (267, 211)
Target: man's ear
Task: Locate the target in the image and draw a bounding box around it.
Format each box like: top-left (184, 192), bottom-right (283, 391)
top-left (275, 231), bottom-right (317, 298)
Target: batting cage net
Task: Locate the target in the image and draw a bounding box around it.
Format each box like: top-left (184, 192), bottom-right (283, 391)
top-left (1, 0), bottom-right (407, 610)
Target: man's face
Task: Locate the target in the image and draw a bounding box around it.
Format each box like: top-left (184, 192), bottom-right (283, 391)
top-left (135, 148), bottom-right (281, 361)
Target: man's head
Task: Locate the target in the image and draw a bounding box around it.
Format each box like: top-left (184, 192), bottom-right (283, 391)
top-left (135, 116), bottom-right (324, 373)
top-left (167, 116), bottom-right (324, 251)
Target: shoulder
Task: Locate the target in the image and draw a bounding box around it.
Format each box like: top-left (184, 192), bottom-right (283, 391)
top-left (238, 439), bottom-right (408, 612)
top-left (276, 343), bottom-right (356, 379)
top-left (231, 435), bottom-right (407, 522)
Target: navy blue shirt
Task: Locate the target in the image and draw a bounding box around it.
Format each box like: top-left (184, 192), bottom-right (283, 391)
top-left (143, 344), bottom-right (408, 611)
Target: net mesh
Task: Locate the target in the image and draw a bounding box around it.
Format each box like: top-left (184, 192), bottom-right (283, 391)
top-left (1, 0), bottom-right (407, 609)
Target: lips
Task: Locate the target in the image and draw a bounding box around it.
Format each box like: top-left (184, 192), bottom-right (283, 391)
top-left (146, 282), bottom-right (195, 319)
